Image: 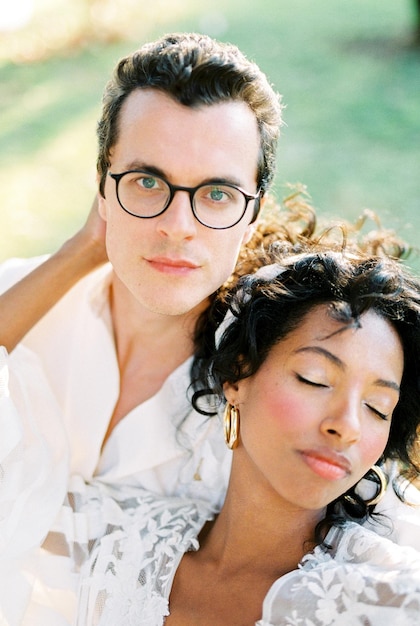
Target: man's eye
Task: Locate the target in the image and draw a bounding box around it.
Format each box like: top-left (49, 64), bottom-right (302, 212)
top-left (138, 176), bottom-right (158, 189)
top-left (207, 186), bottom-right (231, 202)
top-left (201, 186), bottom-right (236, 204)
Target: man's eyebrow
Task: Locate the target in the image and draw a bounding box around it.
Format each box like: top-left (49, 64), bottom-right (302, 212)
top-left (295, 346), bottom-right (400, 392)
top-left (114, 161), bottom-right (245, 188)
top-left (120, 161), bottom-right (165, 177)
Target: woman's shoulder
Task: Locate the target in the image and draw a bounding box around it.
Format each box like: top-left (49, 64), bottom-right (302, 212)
top-left (258, 522), bottom-right (420, 626)
top-left (330, 519), bottom-right (420, 566)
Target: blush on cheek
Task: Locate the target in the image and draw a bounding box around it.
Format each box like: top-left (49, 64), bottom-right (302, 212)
top-left (265, 391), bottom-right (310, 431)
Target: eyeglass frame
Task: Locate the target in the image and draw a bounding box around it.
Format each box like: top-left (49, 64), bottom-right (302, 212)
top-left (108, 170), bottom-right (262, 230)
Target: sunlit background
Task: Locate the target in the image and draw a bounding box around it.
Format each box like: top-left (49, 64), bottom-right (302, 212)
top-left (1, 0), bottom-right (419, 269)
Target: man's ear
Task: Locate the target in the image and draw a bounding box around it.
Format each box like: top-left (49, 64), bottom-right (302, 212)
top-left (97, 194), bottom-right (108, 221)
top-left (96, 175), bottom-right (108, 221)
top-left (242, 195), bottom-right (266, 244)
top-left (242, 223), bottom-right (256, 245)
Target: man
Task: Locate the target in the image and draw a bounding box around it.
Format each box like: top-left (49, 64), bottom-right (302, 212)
top-left (0, 33), bottom-right (284, 625)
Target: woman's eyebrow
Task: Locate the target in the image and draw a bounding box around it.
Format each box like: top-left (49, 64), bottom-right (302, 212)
top-left (294, 346), bottom-right (344, 370)
top-left (374, 379), bottom-right (400, 393)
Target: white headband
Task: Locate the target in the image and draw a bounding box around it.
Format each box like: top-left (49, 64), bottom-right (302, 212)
top-left (215, 264), bottom-right (286, 348)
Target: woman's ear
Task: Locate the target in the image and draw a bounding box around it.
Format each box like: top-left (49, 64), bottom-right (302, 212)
top-left (223, 381), bottom-right (238, 406)
top-left (223, 380), bottom-right (249, 407)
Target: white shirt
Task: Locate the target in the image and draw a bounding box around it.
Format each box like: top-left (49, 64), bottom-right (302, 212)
top-left (0, 257), bottom-right (231, 626)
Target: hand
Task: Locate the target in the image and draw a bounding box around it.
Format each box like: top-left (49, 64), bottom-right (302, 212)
top-left (0, 195), bottom-right (109, 352)
top-left (62, 194), bottom-right (108, 269)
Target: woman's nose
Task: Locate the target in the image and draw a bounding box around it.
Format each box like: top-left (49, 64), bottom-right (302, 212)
top-left (320, 397), bottom-right (362, 446)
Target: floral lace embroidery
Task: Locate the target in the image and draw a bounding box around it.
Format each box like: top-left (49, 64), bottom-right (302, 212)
top-left (77, 492), bottom-right (214, 626)
top-left (257, 522), bottom-right (420, 625)
top-left (78, 499), bottom-right (420, 626)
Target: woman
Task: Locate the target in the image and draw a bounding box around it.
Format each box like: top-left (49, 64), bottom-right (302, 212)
top-left (76, 246), bottom-right (420, 625)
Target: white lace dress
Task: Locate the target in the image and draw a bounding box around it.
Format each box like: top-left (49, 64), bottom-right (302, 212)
top-left (76, 491), bottom-right (420, 626)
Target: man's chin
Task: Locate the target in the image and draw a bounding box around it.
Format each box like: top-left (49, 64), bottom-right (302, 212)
top-left (144, 294), bottom-right (211, 319)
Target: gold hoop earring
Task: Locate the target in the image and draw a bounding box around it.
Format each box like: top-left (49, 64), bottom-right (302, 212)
top-left (345, 464), bottom-right (388, 508)
top-left (223, 404), bottom-right (240, 449)
top-left (363, 465), bottom-right (388, 506)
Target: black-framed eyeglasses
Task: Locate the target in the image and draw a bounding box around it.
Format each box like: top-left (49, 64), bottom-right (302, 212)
top-left (108, 170), bottom-right (261, 230)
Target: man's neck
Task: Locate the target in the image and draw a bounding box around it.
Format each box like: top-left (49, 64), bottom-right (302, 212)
top-left (109, 272), bottom-right (208, 364)
top-left (101, 273), bottom-right (209, 443)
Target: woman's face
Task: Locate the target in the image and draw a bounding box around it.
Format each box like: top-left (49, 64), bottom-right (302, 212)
top-left (224, 305), bottom-right (404, 511)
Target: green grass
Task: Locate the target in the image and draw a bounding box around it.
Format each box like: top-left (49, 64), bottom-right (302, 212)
top-left (1, 0), bottom-right (419, 269)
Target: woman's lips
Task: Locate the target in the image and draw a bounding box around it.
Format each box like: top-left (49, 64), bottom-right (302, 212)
top-left (299, 448), bottom-right (352, 481)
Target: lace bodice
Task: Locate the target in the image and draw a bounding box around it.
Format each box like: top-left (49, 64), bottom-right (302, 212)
top-left (76, 492), bottom-right (420, 626)
top-left (77, 491), bottom-right (214, 626)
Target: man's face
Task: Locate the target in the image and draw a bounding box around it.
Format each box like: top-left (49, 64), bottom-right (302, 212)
top-left (99, 89), bottom-right (261, 318)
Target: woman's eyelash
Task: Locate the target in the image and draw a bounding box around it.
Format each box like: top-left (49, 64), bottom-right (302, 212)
top-left (296, 374), bottom-right (327, 388)
top-left (366, 404), bottom-right (389, 421)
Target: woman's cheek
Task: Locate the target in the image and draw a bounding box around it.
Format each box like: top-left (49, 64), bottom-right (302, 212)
top-left (264, 389), bottom-right (313, 431)
top-left (360, 427), bottom-right (390, 466)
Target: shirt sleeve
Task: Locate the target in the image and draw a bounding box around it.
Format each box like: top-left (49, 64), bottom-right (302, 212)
top-left (0, 345), bottom-right (69, 624)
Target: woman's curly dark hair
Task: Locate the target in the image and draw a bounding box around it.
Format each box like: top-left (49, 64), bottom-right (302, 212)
top-left (191, 245), bottom-right (420, 529)
top-left (191, 187), bottom-right (413, 390)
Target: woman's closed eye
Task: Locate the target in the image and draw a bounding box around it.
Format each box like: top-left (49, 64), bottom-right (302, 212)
top-left (295, 373), bottom-right (329, 388)
top-left (296, 371), bottom-right (395, 421)
top-left (364, 403), bottom-right (389, 421)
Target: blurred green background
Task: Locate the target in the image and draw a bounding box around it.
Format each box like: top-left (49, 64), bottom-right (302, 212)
top-left (1, 0), bottom-right (419, 269)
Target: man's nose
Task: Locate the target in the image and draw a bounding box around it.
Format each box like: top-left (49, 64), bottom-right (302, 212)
top-left (156, 190), bottom-right (198, 240)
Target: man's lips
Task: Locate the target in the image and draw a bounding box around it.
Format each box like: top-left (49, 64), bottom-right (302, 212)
top-left (146, 256), bottom-right (200, 274)
top-left (299, 448), bottom-right (352, 481)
